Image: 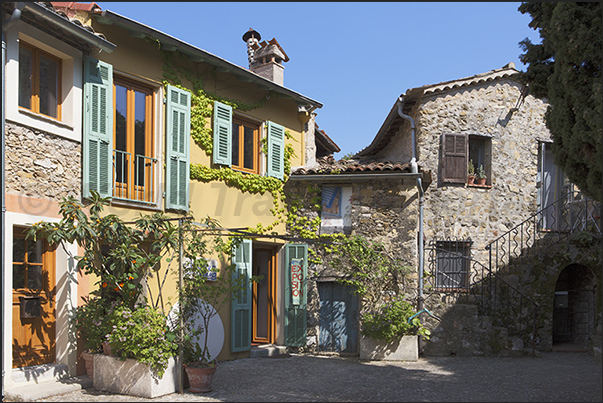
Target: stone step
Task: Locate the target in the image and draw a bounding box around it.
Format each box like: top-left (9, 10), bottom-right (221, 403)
top-left (4, 376), bottom-right (92, 402)
top-left (249, 344), bottom-right (290, 358)
top-left (11, 363), bottom-right (70, 385)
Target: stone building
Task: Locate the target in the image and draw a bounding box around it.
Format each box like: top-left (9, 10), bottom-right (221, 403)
top-left (287, 63), bottom-right (602, 358)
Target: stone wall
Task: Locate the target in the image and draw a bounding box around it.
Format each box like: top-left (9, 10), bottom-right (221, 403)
top-left (378, 79), bottom-right (552, 269)
top-left (285, 178), bottom-right (421, 353)
top-left (5, 122), bottom-right (82, 202)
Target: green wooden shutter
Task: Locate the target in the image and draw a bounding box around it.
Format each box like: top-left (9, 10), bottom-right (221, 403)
top-left (213, 101), bottom-right (232, 166)
top-left (231, 239), bottom-right (252, 352)
top-left (165, 85), bottom-right (190, 211)
top-left (266, 121), bottom-right (285, 179)
top-left (441, 133), bottom-right (467, 184)
top-left (284, 243), bottom-right (308, 347)
top-left (83, 56), bottom-right (113, 198)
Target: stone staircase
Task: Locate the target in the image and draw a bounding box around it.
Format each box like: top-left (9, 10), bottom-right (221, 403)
top-left (422, 304), bottom-right (530, 357)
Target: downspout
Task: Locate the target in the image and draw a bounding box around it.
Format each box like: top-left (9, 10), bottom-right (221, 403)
top-left (3, 4), bottom-right (25, 398)
top-left (397, 97), bottom-right (425, 314)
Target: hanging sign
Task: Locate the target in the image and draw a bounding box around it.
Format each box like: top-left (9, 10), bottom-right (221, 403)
top-left (183, 257), bottom-right (218, 281)
top-left (290, 258), bottom-right (303, 306)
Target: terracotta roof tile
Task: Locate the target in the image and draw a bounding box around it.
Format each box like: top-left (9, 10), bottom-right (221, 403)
top-left (292, 156), bottom-right (414, 176)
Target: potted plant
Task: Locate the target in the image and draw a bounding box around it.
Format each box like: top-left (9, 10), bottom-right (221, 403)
top-left (358, 296), bottom-right (430, 361)
top-left (467, 159), bottom-right (476, 185)
top-left (74, 296), bottom-right (114, 378)
top-left (328, 235), bottom-right (430, 361)
top-left (27, 192), bottom-right (184, 397)
top-left (176, 221), bottom-right (259, 393)
top-left (476, 164), bottom-right (487, 186)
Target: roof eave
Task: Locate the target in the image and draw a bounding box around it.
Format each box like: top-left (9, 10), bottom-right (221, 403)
top-left (16, 2), bottom-right (116, 53)
top-left (95, 9), bottom-right (322, 110)
top-left (288, 172), bottom-right (423, 182)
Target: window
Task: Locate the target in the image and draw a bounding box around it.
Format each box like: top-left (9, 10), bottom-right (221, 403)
top-left (232, 116), bottom-right (260, 174)
top-left (18, 42), bottom-right (61, 120)
top-left (434, 240), bottom-right (471, 290)
top-left (213, 100), bottom-right (285, 179)
top-left (441, 133), bottom-right (491, 186)
top-left (13, 232), bottom-right (45, 291)
top-left (113, 76), bottom-right (157, 203)
top-left (83, 56), bottom-right (190, 210)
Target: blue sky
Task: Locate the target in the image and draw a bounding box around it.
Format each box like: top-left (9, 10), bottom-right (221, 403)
top-left (99, 2), bottom-right (541, 158)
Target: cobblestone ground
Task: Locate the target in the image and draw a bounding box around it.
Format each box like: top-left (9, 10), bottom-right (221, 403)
top-left (32, 352), bottom-right (602, 402)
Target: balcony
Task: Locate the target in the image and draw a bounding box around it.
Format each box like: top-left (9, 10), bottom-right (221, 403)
top-left (113, 150), bottom-right (158, 205)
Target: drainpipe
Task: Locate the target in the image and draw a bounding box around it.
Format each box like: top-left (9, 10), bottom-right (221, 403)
top-left (397, 97), bottom-right (425, 314)
top-left (3, 4), bottom-right (25, 398)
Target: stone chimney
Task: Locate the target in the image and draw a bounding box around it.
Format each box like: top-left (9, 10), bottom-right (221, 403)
top-left (242, 28), bottom-right (289, 86)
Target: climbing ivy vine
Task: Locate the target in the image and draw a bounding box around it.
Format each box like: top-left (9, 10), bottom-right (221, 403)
top-left (159, 47), bottom-right (307, 235)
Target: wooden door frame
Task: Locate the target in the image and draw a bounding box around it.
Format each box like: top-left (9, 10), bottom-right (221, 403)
top-left (252, 246), bottom-right (277, 344)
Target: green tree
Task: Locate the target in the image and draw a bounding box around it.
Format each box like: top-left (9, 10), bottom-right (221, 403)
top-left (518, 2), bottom-right (602, 202)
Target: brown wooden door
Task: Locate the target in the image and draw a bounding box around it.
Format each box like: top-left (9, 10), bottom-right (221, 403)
top-left (252, 248), bottom-right (276, 344)
top-left (12, 229), bottom-right (56, 368)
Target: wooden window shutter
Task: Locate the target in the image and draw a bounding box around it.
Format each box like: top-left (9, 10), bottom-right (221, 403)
top-left (165, 85), bottom-right (190, 211)
top-left (213, 101), bottom-right (232, 166)
top-left (441, 133), bottom-right (467, 184)
top-left (231, 239), bottom-right (252, 352)
top-left (83, 56), bottom-right (113, 198)
top-left (266, 121), bottom-right (285, 179)
top-left (284, 243), bottom-right (308, 347)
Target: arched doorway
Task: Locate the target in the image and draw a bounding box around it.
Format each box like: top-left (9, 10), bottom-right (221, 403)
top-left (553, 264), bottom-right (597, 349)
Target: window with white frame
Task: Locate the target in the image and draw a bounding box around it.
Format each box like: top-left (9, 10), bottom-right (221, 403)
top-left (18, 41), bottom-right (62, 120)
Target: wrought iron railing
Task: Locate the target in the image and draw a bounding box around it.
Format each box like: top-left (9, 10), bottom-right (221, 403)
top-left (424, 191), bottom-right (600, 354)
top-left (486, 190), bottom-right (601, 276)
top-left (113, 150), bottom-right (158, 204)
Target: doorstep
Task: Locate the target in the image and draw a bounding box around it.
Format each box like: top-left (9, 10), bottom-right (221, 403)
top-left (249, 344), bottom-right (290, 358)
top-left (3, 376), bottom-right (92, 402)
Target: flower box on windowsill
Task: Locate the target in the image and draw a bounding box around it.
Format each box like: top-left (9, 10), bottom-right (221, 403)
top-left (359, 334), bottom-right (419, 361)
top-left (93, 354), bottom-right (178, 398)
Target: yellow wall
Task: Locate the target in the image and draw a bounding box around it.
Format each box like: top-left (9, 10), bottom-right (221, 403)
top-left (88, 19), bottom-right (310, 359)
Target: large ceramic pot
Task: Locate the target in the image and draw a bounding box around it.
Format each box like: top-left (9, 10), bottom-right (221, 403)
top-left (184, 363), bottom-right (218, 393)
top-left (81, 351), bottom-right (95, 378)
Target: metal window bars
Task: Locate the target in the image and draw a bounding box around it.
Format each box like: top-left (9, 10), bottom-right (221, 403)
top-left (113, 149), bottom-right (158, 204)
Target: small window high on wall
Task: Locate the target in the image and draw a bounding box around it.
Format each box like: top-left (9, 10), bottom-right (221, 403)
top-left (19, 42), bottom-right (61, 120)
top-left (320, 186), bottom-right (352, 235)
top-left (440, 133), bottom-right (491, 186)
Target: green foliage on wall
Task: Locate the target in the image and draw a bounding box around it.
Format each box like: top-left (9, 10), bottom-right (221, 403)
top-left (160, 49), bottom-right (298, 234)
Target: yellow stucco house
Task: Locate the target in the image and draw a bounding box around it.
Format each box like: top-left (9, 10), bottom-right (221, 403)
top-left (2, 2), bottom-right (337, 395)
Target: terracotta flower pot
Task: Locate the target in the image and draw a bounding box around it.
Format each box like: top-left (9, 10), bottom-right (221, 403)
top-left (184, 363), bottom-right (217, 393)
top-left (467, 175), bottom-right (476, 185)
top-left (80, 351), bottom-right (95, 378)
top-left (101, 341), bottom-right (114, 356)
top-left (476, 177), bottom-right (487, 186)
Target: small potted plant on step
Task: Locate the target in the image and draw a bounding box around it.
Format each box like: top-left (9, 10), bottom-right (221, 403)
top-left (467, 159), bottom-right (476, 185)
top-left (476, 164), bottom-right (487, 186)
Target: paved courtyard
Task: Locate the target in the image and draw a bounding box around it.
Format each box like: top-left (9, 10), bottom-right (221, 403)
top-left (27, 351), bottom-right (603, 402)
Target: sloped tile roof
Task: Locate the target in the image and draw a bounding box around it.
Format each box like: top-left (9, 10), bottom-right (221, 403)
top-left (292, 156), bottom-right (414, 176)
top-left (356, 63), bottom-right (522, 157)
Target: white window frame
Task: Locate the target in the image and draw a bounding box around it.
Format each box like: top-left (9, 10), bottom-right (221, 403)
top-left (5, 22), bottom-right (83, 142)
